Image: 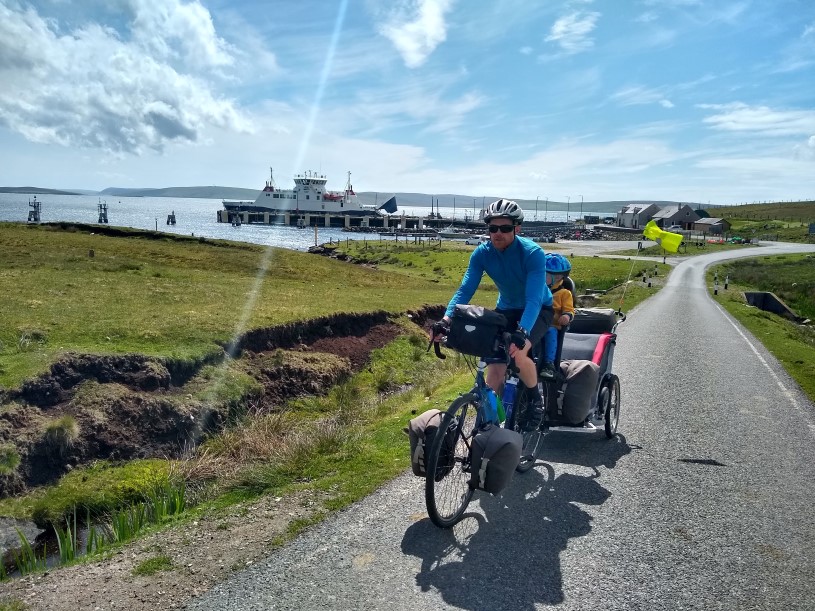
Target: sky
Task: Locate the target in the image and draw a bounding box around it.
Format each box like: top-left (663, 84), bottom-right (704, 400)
top-left (1, 0), bottom-right (814, 205)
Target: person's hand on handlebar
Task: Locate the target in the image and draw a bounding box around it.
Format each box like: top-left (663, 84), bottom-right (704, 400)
top-left (557, 313), bottom-right (572, 327)
top-left (430, 316), bottom-right (450, 342)
top-left (508, 327), bottom-right (531, 358)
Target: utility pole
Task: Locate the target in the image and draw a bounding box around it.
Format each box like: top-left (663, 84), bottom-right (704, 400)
top-left (535, 196), bottom-right (539, 221)
top-left (580, 194), bottom-right (583, 221)
top-left (566, 196), bottom-right (570, 222)
top-left (545, 198), bottom-right (548, 222)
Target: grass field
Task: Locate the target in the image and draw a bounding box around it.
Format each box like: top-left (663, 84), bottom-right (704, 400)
top-left (0, 223), bottom-right (454, 386)
top-left (704, 201), bottom-right (815, 243)
top-left (710, 253), bottom-right (815, 401)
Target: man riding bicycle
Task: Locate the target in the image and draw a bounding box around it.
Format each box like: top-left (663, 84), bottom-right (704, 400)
top-left (435, 199), bottom-right (554, 427)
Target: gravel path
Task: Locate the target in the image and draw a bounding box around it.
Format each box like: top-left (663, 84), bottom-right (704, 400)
top-left (187, 242), bottom-right (815, 611)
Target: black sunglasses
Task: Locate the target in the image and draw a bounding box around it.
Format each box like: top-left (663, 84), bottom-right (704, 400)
top-left (488, 224), bottom-right (515, 234)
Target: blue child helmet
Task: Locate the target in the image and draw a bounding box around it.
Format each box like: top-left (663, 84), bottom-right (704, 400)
top-left (545, 252), bottom-right (571, 274)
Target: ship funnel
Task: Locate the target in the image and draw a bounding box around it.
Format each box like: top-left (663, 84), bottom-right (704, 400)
top-left (377, 196), bottom-right (397, 214)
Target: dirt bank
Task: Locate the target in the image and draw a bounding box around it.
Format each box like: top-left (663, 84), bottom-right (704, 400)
top-left (0, 307), bottom-right (443, 498)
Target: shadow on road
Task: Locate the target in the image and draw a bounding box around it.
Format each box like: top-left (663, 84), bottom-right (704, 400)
top-left (401, 434), bottom-right (633, 610)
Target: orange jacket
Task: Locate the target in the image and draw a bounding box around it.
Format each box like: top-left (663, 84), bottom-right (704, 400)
top-left (550, 278), bottom-right (575, 329)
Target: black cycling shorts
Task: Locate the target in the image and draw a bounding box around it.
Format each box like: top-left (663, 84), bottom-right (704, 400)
top-left (496, 306), bottom-right (553, 347)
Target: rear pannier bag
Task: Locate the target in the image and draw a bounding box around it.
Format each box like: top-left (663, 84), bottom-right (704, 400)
top-left (557, 359), bottom-right (600, 424)
top-left (568, 308), bottom-right (617, 334)
top-left (406, 409), bottom-right (457, 480)
top-left (445, 305), bottom-right (508, 357)
top-left (468, 424), bottom-right (522, 494)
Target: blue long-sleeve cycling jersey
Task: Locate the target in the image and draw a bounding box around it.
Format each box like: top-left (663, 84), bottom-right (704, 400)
top-left (445, 235), bottom-right (553, 332)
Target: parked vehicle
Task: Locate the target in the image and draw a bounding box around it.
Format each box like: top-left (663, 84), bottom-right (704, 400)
top-left (464, 235), bottom-right (488, 245)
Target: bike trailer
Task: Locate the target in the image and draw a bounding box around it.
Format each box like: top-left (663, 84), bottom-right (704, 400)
top-left (468, 424), bottom-right (522, 494)
top-left (406, 408), bottom-right (457, 479)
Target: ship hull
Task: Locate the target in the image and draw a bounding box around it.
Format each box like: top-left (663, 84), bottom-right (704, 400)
top-left (222, 201), bottom-right (381, 216)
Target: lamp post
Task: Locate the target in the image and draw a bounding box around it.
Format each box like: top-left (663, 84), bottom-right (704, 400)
top-left (535, 196), bottom-right (539, 221)
top-left (566, 196), bottom-right (570, 222)
top-left (545, 197), bottom-right (548, 222)
top-left (580, 195), bottom-right (583, 222)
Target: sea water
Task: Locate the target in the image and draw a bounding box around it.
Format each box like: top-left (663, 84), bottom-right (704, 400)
top-left (0, 193), bottom-right (574, 250)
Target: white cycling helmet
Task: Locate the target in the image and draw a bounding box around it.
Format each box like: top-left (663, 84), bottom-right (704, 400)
top-left (483, 198), bottom-right (524, 224)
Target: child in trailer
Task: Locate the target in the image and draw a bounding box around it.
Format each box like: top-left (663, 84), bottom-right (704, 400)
top-left (540, 253), bottom-right (575, 379)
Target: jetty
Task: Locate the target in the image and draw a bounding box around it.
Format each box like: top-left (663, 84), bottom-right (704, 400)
top-left (215, 209), bottom-right (574, 233)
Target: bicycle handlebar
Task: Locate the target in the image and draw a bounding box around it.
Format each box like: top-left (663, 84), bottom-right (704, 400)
top-left (428, 328), bottom-right (516, 364)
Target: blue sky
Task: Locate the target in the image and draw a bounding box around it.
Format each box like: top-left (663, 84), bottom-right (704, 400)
top-left (1, 0), bottom-right (814, 205)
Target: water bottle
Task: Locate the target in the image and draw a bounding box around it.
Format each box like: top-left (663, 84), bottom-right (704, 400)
top-left (496, 394), bottom-right (506, 423)
top-left (502, 377), bottom-right (518, 424)
top-left (482, 387), bottom-right (499, 424)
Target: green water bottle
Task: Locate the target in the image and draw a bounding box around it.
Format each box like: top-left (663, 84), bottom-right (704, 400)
top-left (496, 394), bottom-right (506, 423)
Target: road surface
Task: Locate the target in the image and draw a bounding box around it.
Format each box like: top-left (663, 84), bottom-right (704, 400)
top-left (187, 242), bottom-right (815, 611)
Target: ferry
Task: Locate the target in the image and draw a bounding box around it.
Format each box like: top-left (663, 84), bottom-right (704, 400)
top-left (222, 168), bottom-right (397, 216)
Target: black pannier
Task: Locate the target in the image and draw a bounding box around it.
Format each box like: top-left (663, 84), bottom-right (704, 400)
top-left (468, 424), bottom-right (522, 494)
top-left (406, 409), bottom-right (458, 480)
top-left (445, 305), bottom-right (508, 357)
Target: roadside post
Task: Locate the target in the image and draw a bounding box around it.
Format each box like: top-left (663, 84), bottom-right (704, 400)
top-left (725, 275), bottom-right (729, 290)
top-left (714, 273), bottom-right (719, 295)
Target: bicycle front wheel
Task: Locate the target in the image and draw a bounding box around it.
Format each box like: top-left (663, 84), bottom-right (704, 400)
top-left (425, 393), bottom-right (478, 528)
top-left (511, 382), bottom-right (549, 473)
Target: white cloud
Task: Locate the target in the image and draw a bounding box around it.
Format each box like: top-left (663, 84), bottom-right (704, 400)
top-left (0, 1), bottom-right (249, 154)
top-left (328, 73), bottom-right (485, 138)
top-left (519, 46), bottom-right (533, 55)
top-left (610, 85), bottom-right (666, 106)
top-left (660, 99), bottom-right (675, 108)
top-left (545, 11), bottom-right (600, 54)
top-left (699, 103), bottom-right (815, 137)
top-left (377, 0), bottom-right (455, 68)
top-left (127, 0), bottom-right (235, 71)
top-left (635, 12), bottom-right (658, 23)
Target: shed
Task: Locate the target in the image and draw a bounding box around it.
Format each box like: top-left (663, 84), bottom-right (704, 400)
top-left (693, 217), bottom-right (731, 235)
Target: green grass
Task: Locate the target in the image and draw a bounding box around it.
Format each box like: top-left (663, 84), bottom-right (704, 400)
top-left (0, 223), bottom-right (456, 387)
top-left (713, 254), bottom-right (815, 320)
top-left (26, 459), bottom-right (172, 528)
top-left (133, 555), bottom-right (174, 576)
top-left (0, 600), bottom-right (29, 611)
top-left (711, 254), bottom-right (815, 403)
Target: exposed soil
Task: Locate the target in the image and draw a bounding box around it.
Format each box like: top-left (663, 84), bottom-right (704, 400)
top-left (0, 307), bottom-right (443, 610)
top-left (0, 309), bottom-right (441, 498)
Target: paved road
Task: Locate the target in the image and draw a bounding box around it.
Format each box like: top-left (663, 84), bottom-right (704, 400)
top-left (187, 243), bottom-right (815, 611)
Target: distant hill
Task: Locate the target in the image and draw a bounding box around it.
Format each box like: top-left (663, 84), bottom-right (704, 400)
top-left (0, 186), bottom-right (80, 195)
top-left (1, 184), bottom-right (702, 214)
top-left (99, 186), bottom-right (259, 200)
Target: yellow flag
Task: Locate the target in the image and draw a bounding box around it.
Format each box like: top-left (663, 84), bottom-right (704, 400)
top-left (642, 220), bottom-right (683, 253)
top-left (642, 220), bottom-right (662, 240)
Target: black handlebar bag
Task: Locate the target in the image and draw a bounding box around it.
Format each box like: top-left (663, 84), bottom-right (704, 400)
top-left (445, 305), bottom-right (508, 357)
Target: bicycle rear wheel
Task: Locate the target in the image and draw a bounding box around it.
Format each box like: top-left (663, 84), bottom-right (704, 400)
top-left (510, 383), bottom-right (549, 473)
top-left (425, 394), bottom-right (478, 528)
top-left (604, 374), bottom-right (620, 438)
